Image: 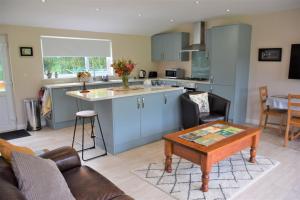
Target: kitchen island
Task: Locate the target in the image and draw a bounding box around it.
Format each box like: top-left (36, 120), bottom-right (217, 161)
top-left (66, 86), bottom-right (184, 154)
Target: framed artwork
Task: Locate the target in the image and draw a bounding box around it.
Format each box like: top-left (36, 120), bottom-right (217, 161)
top-left (20, 47), bottom-right (33, 56)
top-left (258, 48), bottom-right (282, 62)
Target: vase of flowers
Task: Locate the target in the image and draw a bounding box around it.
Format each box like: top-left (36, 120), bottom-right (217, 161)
top-left (111, 59), bottom-right (135, 89)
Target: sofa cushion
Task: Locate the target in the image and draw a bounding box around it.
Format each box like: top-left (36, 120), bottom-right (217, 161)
top-left (0, 139), bottom-right (35, 162)
top-left (199, 112), bottom-right (225, 124)
top-left (11, 152), bottom-right (75, 200)
top-left (189, 93), bottom-right (210, 113)
top-left (63, 166), bottom-right (129, 200)
top-left (0, 178), bottom-right (26, 200)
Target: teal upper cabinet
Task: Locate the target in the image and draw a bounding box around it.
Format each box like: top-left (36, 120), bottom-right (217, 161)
top-left (151, 32), bottom-right (189, 62)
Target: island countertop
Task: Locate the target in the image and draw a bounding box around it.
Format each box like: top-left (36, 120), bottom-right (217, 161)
top-left (66, 86), bottom-right (184, 101)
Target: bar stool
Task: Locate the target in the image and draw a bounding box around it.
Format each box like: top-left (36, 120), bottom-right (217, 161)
top-left (71, 110), bottom-right (107, 161)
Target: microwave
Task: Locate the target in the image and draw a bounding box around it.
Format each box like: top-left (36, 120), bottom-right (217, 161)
top-left (165, 68), bottom-right (185, 79)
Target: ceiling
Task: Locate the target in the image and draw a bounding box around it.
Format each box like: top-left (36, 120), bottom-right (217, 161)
top-left (0, 0), bottom-right (300, 36)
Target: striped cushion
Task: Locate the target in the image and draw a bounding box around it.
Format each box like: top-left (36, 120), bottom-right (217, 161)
top-left (10, 152), bottom-right (75, 200)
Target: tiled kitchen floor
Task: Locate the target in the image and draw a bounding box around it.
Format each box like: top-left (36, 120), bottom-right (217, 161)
top-left (10, 125), bottom-right (300, 200)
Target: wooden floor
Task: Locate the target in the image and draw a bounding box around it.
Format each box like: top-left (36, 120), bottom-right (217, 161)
top-left (10, 125), bottom-right (300, 200)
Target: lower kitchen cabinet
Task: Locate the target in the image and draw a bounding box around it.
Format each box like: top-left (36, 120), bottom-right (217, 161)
top-left (50, 87), bottom-right (79, 128)
top-left (163, 90), bottom-right (182, 132)
top-left (140, 93), bottom-right (164, 137)
top-left (196, 83), bottom-right (210, 92)
top-left (112, 96), bottom-right (141, 146)
top-left (110, 90), bottom-right (182, 153)
top-left (211, 84), bottom-right (235, 121)
top-left (46, 81), bottom-right (144, 129)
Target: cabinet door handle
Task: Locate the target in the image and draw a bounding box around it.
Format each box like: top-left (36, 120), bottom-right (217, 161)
top-left (142, 97), bottom-right (145, 108)
top-left (210, 75), bottom-right (214, 84)
top-left (209, 85), bottom-right (213, 93)
top-left (164, 95), bottom-right (167, 104)
top-left (137, 98), bottom-right (141, 109)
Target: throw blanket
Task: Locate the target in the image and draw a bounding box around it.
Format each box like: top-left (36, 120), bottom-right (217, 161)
top-left (41, 88), bottom-right (52, 116)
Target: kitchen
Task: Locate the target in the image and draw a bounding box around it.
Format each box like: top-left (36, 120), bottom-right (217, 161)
top-left (35, 21), bottom-right (251, 156)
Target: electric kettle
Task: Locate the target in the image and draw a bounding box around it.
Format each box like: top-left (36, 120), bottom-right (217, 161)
top-left (139, 70), bottom-right (146, 78)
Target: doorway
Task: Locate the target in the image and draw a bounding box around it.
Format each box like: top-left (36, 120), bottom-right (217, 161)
top-left (0, 35), bottom-right (16, 132)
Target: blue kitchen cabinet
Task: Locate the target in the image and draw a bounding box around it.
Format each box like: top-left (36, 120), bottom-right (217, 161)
top-left (129, 81), bottom-right (143, 86)
top-left (211, 84), bottom-right (235, 121)
top-left (210, 25), bottom-right (239, 86)
top-left (140, 93), bottom-right (164, 137)
top-left (196, 83), bottom-right (210, 92)
top-left (163, 90), bottom-right (182, 132)
top-left (94, 83), bottom-right (112, 88)
top-left (112, 96), bottom-right (141, 146)
top-left (151, 32), bottom-right (189, 62)
top-left (151, 34), bottom-right (164, 61)
top-left (108, 90), bottom-right (183, 154)
top-left (206, 24), bottom-right (251, 123)
top-left (51, 87), bottom-right (80, 128)
top-left (160, 80), bottom-right (178, 86)
top-left (47, 81), bottom-right (144, 129)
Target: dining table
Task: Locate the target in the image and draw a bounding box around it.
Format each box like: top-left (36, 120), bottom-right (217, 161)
top-left (266, 95), bottom-right (289, 110)
top-left (266, 95), bottom-right (300, 110)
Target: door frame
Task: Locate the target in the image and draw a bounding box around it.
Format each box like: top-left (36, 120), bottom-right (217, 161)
top-left (0, 34), bottom-right (17, 132)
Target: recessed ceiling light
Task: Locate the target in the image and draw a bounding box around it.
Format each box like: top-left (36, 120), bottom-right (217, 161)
top-left (95, 8), bottom-right (101, 12)
top-left (194, 0), bottom-right (200, 4)
top-left (41, 0), bottom-right (46, 3)
top-left (170, 19), bottom-right (175, 23)
top-left (138, 13), bottom-right (142, 17)
top-left (226, 9), bottom-right (231, 13)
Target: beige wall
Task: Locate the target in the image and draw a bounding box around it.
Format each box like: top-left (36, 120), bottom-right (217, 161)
top-left (206, 8), bottom-right (300, 124)
top-left (0, 25), bottom-right (154, 127)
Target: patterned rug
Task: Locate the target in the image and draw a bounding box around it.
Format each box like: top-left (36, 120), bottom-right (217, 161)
top-left (133, 150), bottom-right (279, 200)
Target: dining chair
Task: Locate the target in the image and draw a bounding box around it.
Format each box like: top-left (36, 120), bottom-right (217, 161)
top-left (259, 86), bottom-right (286, 131)
top-left (284, 94), bottom-right (300, 147)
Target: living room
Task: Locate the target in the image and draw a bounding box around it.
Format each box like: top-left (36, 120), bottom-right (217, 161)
top-left (0, 1), bottom-right (300, 200)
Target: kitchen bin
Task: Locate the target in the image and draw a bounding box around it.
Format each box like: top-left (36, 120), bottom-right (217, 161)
top-left (24, 98), bottom-right (41, 131)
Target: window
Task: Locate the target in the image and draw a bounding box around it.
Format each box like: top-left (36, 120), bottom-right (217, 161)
top-left (41, 36), bottom-right (112, 79)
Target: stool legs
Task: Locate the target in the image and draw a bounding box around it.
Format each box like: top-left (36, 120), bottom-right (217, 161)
top-left (96, 115), bottom-right (107, 155)
top-left (71, 116), bottom-right (78, 148)
top-left (72, 114), bottom-right (107, 161)
top-left (90, 118), bottom-right (96, 147)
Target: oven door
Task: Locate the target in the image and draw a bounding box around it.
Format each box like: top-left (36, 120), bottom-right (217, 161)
top-left (165, 70), bottom-right (176, 78)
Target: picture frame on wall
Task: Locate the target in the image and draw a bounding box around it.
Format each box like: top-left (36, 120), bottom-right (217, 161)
top-left (20, 47), bottom-right (33, 56)
top-left (258, 48), bottom-right (282, 62)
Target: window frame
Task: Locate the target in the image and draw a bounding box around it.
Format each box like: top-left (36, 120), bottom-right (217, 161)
top-left (40, 36), bottom-right (113, 80)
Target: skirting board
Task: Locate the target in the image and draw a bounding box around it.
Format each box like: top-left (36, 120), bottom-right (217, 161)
top-left (246, 118), bottom-right (259, 125)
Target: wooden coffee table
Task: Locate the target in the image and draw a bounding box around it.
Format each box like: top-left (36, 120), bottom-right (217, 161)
top-left (163, 121), bottom-right (261, 192)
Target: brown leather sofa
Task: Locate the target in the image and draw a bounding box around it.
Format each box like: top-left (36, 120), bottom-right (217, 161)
top-left (0, 146), bottom-right (133, 200)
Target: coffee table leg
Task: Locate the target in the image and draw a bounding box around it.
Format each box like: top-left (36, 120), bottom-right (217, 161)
top-left (164, 141), bottom-right (173, 173)
top-left (249, 134), bottom-right (259, 163)
top-left (200, 155), bottom-right (212, 192)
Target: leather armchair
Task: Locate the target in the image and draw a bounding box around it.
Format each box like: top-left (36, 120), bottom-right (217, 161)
top-left (0, 146), bottom-right (133, 200)
top-left (181, 91), bottom-right (230, 129)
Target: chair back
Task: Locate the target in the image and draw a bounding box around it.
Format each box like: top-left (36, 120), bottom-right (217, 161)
top-left (287, 94), bottom-right (300, 120)
top-left (259, 86), bottom-right (268, 112)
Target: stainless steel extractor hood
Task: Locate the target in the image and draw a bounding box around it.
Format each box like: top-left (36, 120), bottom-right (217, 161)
top-left (181, 21), bottom-right (206, 52)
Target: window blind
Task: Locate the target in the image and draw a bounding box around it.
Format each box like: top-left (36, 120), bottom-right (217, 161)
top-left (41, 36), bottom-right (112, 57)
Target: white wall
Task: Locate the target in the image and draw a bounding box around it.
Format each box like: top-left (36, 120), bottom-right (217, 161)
top-left (0, 25), bottom-right (155, 128)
